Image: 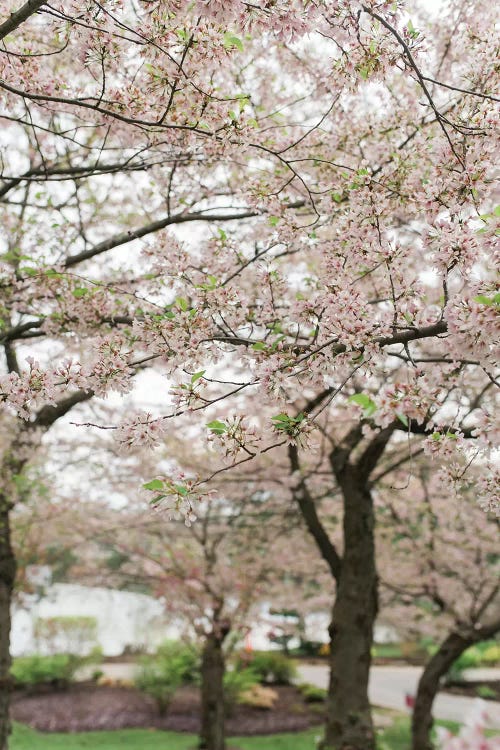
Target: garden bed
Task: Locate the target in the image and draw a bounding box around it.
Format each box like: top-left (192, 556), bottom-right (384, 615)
top-left (12, 683), bottom-right (325, 735)
top-left (442, 680), bottom-right (500, 702)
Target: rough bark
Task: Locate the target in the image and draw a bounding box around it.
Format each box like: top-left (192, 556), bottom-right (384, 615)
top-left (0, 499), bottom-right (16, 750)
top-left (319, 470), bottom-right (377, 750)
top-left (412, 621), bottom-right (500, 750)
top-left (199, 633), bottom-right (226, 750)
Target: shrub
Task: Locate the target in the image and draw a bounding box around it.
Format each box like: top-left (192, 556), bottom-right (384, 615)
top-left (480, 644), bottom-right (500, 665)
top-left (155, 640), bottom-right (200, 684)
top-left (223, 668), bottom-right (259, 716)
top-left (236, 651), bottom-right (297, 685)
top-left (135, 640), bottom-right (200, 716)
top-left (11, 654), bottom-right (82, 688)
top-left (238, 684), bottom-right (278, 709)
top-left (445, 648), bottom-right (481, 683)
top-left (293, 640), bottom-right (324, 658)
top-left (298, 682), bottom-right (327, 703)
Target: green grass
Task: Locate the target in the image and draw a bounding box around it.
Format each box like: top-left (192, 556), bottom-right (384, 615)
top-left (13, 724), bottom-right (192, 750)
top-left (371, 644), bottom-right (405, 660)
top-left (12, 724), bottom-right (320, 750)
top-left (11, 718), bottom-right (468, 750)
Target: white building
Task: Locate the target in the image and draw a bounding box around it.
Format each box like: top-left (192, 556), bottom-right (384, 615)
top-left (11, 583), bottom-right (176, 657)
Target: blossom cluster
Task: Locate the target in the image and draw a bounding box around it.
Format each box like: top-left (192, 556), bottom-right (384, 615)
top-left (115, 412), bottom-right (166, 450)
top-left (436, 700), bottom-right (500, 750)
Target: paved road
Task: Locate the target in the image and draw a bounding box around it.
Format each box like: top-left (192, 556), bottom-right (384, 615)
top-left (297, 664), bottom-right (500, 730)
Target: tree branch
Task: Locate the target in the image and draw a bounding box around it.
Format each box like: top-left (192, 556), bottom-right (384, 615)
top-left (0, 0), bottom-right (45, 41)
top-left (288, 443), bottom-right (342, 581)
top-left (32, 389), bottom-right (94, 429)
top-left (329, 423), bottom-right (364, 476)
top-left (393, 419), bottom-right (477, 440)
top-left (64, 206), bottom-right (304, 267)
top-left (355, 425), bottom-right (396, 482)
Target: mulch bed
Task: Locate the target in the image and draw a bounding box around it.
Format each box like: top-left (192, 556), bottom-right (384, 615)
top-left (12, 683), bottom-right (324, 735)
top-left (441, 680), bottom-right (500, 702)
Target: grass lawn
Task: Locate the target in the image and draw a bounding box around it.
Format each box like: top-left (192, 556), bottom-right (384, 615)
top-left (12, 724), bottom-right (320, 750)
top-left (12, 718), bottom-right (464, 750)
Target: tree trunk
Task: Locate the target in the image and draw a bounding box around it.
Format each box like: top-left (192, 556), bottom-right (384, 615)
top-left (199, 633), bottom-right (226, 750)
top-left (320, 471), bottom-right (377, 750)
top-left (412, 624), bottom-right (500, 750)
top-left (0, 501), bottom-right (16, 750)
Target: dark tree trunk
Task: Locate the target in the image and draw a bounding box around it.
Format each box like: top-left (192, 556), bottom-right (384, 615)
top-left (199, 633), bottom-right (226, 750)
top-left (412, 622), bottom-right (500, 750)
top-left (0, 501), bottom-right (16, 750)
top-left (320, 470), bottom-right (377, 750)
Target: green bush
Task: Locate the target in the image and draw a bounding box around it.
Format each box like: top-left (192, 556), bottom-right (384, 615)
top-left (297, 682), bottom-right (327, 703)
top-left (135, 641), bottom-right (200, 716)
top-left (445, 648), bottom-right (482, 683)
top-left (293, 640), bottom-right (324, 658)
top-left (155, 641), bottom-right (200, 684)
top-left (479, 644), bottom-right (500, 665)
top-left (223, 668), bottom-right (259, 716)
top-left (11, 654), bottom-right (82, 687)
top-left (235, 651), bottom-right (297, 685)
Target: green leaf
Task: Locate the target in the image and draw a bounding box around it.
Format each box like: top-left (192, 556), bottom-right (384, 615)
top-left (271, 413), bottom-right (290, 424)
top-left (223, 32), bottom-right (244, 52)
top-left (143, 479), bottom-right (164, 491)
top-left (474, 293), bottom-right (500, 306)
top-left (19, 267), bottom-right (38, 276)
top-left (72, 287), bottom-right (88, 298)
top-left (251, 342), bottom-right (267, 351)
top-left (149, 494), bottom-right (166, 505)
top-left (348, 393), bottom-right (377, 417)
top-left (174, 484), bottom-right (189, 496)
top-left (407, 19), bottom-right (419, 38)
top-left (191, 370), bottom-right (205, 384)
top-left (268, 215), bottom-right (280, 227)
top-left (206, 420), bottom-right (227, 435)
top-left (176, 297), bottom-right (189, 312)
top-left (396, 413), bottom-right (408, 427)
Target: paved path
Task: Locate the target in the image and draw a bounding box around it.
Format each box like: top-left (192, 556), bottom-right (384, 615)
top-left (297, 664), bottom-right (500, 730)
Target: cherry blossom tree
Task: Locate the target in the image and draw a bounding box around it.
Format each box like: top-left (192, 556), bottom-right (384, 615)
top-left (377, 467), bottom-right (500, 750)
top-left (0, 0), bottom-right (498, 748)
top-left (28, 440), bottom-right (329, 750)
